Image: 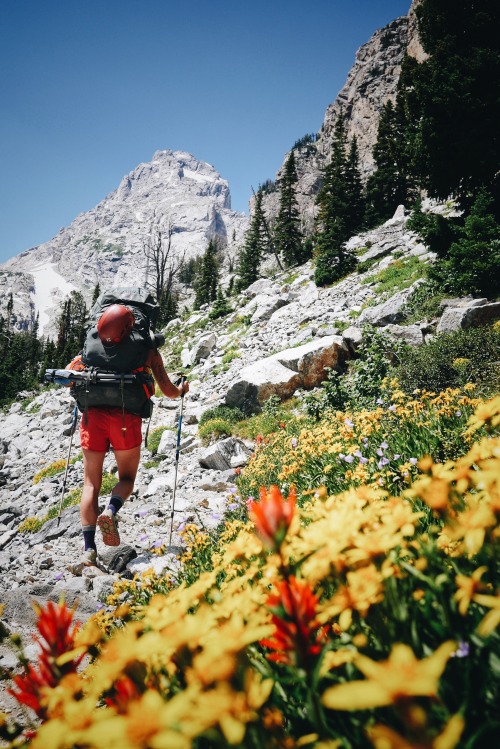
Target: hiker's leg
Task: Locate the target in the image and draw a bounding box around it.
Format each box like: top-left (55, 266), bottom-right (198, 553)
top-left (97, 445), bottom-right (141, 546)
top-left (81, 449), bottom-right (106, 527)
top-left (111, 445), bottom-right (141, 505)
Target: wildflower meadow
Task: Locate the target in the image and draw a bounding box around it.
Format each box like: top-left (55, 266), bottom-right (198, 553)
top-left (1, 386), bottom-right (499, 749)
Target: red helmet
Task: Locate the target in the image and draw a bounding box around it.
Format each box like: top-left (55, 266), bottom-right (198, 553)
top-left (97, 304), bottom-right (134, 344)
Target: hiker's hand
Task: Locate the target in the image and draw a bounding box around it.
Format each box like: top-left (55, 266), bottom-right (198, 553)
top-left (178, 380), bottom-right (189, 397)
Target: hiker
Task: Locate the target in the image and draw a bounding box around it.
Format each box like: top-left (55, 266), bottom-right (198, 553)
top-left (68, 299), bottom-right (189, 573)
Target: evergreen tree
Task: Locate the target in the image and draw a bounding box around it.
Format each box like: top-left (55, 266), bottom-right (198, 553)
top-left (314, 115), bottom-right (358, 286)
top-left (365, 100), bottom-right (410, 225)
top-left (91, 283), bottom-right (101, 305)
top-left (209, 286), bottom-right (233, 320)
top-left (0, 298), bottom-right (41, 406)
top-left (158, 289), bottom-right (179, 327)
top-left (194, 240), bottom-right (219, 309)
top-left (429, 190), bottom-right (500, 298)
top-left (274, 151), bottom-right (303, 267)
top-left (236, 190), bottom-right (268, 291)
top-left (54, 291), bottom-right (89, 366)
top-left (403, 0), bottom-right (500, 212)
top-left (344, 136), bottom-right (365, 233)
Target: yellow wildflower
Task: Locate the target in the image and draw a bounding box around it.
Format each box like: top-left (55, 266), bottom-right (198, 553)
top-left (322, 641), bottom-right (456, 710)
top-left (454, 566), bottom-right (488, 615)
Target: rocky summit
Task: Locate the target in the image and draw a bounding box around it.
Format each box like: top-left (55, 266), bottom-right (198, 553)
top-left (0, 150), bottom-right (248, 334)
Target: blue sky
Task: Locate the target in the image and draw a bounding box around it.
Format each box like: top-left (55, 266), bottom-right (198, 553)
top-left (0, 0), bottom-right (410, 264)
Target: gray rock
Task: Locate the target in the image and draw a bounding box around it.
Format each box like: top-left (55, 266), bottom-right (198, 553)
top-left (359, 282), bottom-right (423, 326)
top-left (189, 333), bottom-right (217, 364)
top-left (29, 506), bottom-right (81, 545)
top-left (250, 295), bottom-right (289, 323)
top-left (157, 429), bottom-right (177, 454)
top-left (382, 323), bottom-right (424, 346)
top-left (436, 302), bottom-right (500, 333)
top-left (199, 437), bottom-right (252, 471)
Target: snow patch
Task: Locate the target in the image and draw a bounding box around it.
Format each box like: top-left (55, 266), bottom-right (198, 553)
top-left (31, 263), bottom-right (75, 335)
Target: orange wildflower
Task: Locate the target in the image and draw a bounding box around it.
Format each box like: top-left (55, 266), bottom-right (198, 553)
top-left (248, 484), bottom-right (296, 550)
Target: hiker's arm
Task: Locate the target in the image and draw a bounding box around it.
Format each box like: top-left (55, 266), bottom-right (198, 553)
top-left (148, 350), bottom-right (189, 398)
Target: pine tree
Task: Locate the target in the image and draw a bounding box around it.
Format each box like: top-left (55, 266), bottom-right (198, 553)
top-left (274, 151), bottom-right (303, 267)
top-left (314, 115), bottom-right (358, 286)
top-left (209, 286), bottom-right (233, 320)
top-left (91, 283), bottom-right (101, 305)
top-left (429, 190), bottom-right (500, 297)
top-left (194, 240), bottom-right (219, 309)
top-left (344, 136), bottom-right (365, 234)
top-left (236, 190), bottom-right (268, 291)
top-left (54, 291), bottom-right (88, 366)
top-left (158, 289), bottom-right (178, 327)
top-left (365, 100), bottom-right (410, 225)
top-left (402, 0), bottom-right (500, 212)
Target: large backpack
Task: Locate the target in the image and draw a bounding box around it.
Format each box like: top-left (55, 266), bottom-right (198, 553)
top-left (73, 288), bottom-right (160, 418)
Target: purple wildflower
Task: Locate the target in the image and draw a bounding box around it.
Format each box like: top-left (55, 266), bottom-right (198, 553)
top-left (139, 534), bottom-right (149, 542)
top-left (410, 457), bottom-right (418, 465)
top-left (359, 456), bottom-right (369, 464)
top-left (456, 410), bottom-right (461, 417)
top-left (381, 440), bottom-right (389, 449)
top-left (344, 454), bottom-right (355, 464)
top-left (377, 448), bottom-right (385, 457)
top-left (376, 397), bottom-right (384, 405)
top-left (53, 571), bottom-right (64, 581)
top-left (451, 641), bottom-right (470, 658)
top-left (227, 502), bottom-right (239, 511)
top-left (393, 453), bottom-right (400, 460)
top-left (153, 539), bottom-right (164, 549)
top-left (388, 404), bottom-right (397, 412)
top-left (291, 437), bottom-right (298, 448)
top-left (344, 418), bottom-right (354, 428)
top-left (378, 457), bottom-right (390, 468)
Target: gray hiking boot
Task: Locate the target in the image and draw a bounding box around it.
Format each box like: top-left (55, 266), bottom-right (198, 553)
top-left (67, 548), bottom-right (99, 576)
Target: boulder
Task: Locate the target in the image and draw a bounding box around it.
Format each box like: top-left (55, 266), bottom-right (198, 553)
top-left (250, 295), bottom-right (289, 323)
top-left (198, 437), bottom-right (252, 471)
top-left (188, 333), bottom-right (217, 364)
top-left (342, 326), bottom-right (364, 354)
top-left (225, 359), bottom-right (302, 412)
top-left (436, 302), bottom-right (500, 333)
top-left (358, 282), bottom-right (423, 326)
top-left (382, 324), bottom-right (424, 346)
top-left (274, 336), bottom-right (348, 388)
top-left (224, 336), bottom-right (349, 411)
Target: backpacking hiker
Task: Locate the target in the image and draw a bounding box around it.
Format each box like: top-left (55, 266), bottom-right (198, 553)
top-left (62, 288), bottom-right (189, 575)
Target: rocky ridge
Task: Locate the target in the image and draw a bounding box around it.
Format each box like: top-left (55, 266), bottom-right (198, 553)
top-left (260, 0), bottom-right (425, 228)
top-left (0, 151), bottom-right (248, 334)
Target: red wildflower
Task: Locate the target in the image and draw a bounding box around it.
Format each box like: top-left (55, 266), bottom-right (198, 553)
top-left (260, 577), bottom-right (329, 667)
top-left (248, 485), bottom-right (296, 550)
top-left (8, 599), bottom-right (84, 719)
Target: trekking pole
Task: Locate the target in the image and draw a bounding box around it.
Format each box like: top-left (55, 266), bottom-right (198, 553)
top-left (168, 376), bottom-right (186, 547)
top-left (57, 404), bottom-right (79, 527)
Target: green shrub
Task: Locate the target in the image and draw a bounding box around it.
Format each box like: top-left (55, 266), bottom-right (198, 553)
top-left (198, 405), bottom-right (244, 428)
top-left (363, 255), bottom-right (425, 295)
top-left (395, 325), bottom-right (500, 394)
top-left (402, 279), bottom-right (446, 322)
top-left (198, 418), bottom-right (233, 443)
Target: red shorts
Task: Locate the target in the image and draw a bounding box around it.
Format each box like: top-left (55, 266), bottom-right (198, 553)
top-left (80, 408), bottom-right (142, 452)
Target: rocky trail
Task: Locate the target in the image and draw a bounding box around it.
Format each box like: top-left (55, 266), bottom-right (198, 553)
top-left (1, 210), bottom-right (499, 713)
